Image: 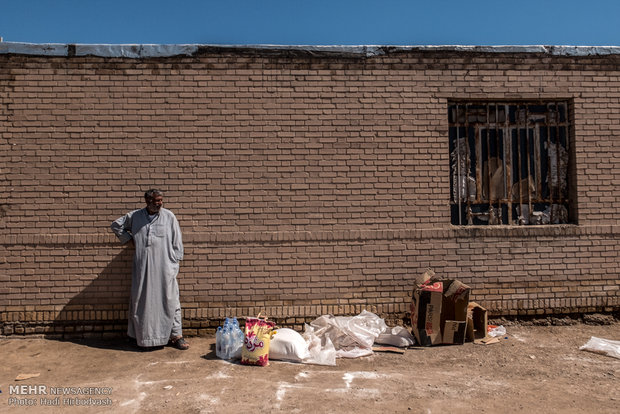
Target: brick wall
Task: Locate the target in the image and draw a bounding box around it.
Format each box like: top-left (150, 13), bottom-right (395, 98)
top-left (1, 47), bottom-right (619, 337)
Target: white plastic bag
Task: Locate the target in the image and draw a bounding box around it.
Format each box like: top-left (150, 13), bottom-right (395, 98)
top-left (270, 328), bottom-right (310, 362)
top-left (375, 325), bottom-right (416, 347)
top-left (488, 325), bottom-right (506, 338)
top-left (309, 310), bottom-right (387, 358)
top-left (579, 336), bottom-right (620, 360)
top-left (301, 324), bottom-right (337, 366)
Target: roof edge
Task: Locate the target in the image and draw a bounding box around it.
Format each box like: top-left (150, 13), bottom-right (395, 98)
top-left (1, 42), bottom-right (620, 58)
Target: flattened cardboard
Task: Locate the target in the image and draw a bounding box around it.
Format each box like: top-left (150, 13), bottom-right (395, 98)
top-left (474, 336), bottom-right (500, 345)
top-left (372, 345), bottom-right (406, 354)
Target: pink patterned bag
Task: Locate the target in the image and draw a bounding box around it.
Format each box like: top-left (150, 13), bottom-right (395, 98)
top-left (241, 317), bottom-right (277, 366)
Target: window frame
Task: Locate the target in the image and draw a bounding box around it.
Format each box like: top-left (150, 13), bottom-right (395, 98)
top-left (448, 101), bottom-right (572, 226)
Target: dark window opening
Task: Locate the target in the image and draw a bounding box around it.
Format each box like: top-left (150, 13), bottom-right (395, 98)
top-left (449, 102), bottom-right (571, 226)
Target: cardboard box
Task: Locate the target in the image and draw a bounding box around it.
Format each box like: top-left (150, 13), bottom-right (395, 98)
top-left (410, 270), bottom-right (471, 346)
top-left (466, 302), bottom-right (488, 342)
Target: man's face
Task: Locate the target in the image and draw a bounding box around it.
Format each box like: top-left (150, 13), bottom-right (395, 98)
top-left (146, 195), bottom-right (163, 214)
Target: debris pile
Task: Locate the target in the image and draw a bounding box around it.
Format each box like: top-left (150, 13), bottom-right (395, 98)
top-left (214, 269), bottom-right (520, 366)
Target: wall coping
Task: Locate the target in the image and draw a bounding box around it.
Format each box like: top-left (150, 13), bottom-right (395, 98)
top-left (1, 42), bottom-right (620, 59)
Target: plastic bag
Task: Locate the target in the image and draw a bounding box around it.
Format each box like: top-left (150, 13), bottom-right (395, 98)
top-left (579, 336), bottom-right (620, 360)
top-left (375, 325), bottom-right (416, 347)
top-left (301, 324), bottom-right (337, 366)
top-left (241, 317), bottom-right (276, 366)
top-left (309, 310), bottom-right (387, 358)
top-left (487, 325), bottom-right (506, 338)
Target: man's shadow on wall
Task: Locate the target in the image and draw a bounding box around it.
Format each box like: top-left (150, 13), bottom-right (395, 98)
top-left (47, 246), bottom-right (143, 352)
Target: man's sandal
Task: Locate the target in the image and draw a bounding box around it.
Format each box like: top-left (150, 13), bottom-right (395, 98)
top-left (169, 336), bottom-right (190, 350)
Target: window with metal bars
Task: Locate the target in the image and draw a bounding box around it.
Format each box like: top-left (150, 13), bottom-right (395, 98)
top-left (449, 101), bottom-right (571, 226)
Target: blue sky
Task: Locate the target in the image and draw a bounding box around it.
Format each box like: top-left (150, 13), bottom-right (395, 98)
top-left (1, 0), bottom-right (619, 46)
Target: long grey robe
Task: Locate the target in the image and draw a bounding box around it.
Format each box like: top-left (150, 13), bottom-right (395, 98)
top-left (111, 207), bottom-right (184, 347)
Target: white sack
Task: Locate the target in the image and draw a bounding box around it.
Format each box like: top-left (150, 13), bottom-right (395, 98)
top-left (270, 328), bottom-right (310, 362)
top-left (375, 325), bottom-right (416, 347)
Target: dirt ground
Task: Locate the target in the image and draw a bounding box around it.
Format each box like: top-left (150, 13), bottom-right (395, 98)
top-left (1, 321), bottom-right (618, 414)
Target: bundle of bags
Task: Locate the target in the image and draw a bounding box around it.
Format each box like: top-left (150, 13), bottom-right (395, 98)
top-left (215, 310), bottom-right (415, 366)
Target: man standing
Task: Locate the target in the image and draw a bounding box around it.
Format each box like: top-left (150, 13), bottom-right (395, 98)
top-left (110, 189), bottom-right (189, 350)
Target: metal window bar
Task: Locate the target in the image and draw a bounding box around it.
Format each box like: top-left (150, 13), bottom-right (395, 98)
top-left (456, 108), bottom-right (462, 225)
top-left (449, 102), bottom-right (570, 225)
